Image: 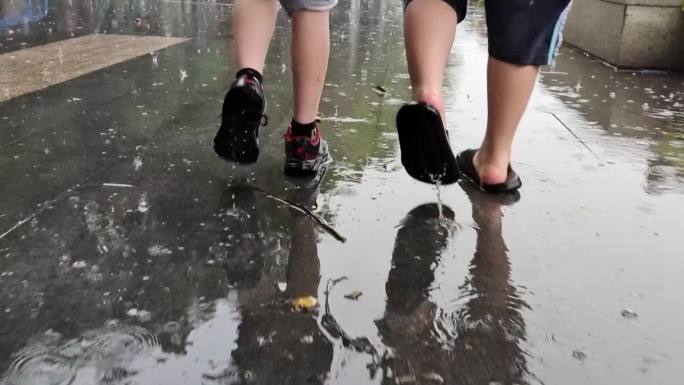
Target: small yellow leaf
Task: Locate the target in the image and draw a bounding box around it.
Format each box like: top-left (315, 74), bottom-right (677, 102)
top-left (291, 296), bottom-right (319, 312)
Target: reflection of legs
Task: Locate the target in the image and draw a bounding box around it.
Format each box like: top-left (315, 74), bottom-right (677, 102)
top-left (377, 204), bottom-right (455, 381)
top-left (230, 186), bottom-right (332, 384)
top-left (286, 209), bottom-right (320, 298)
top-left (233, 0), bottom-right (279, 73)
top-left (285, 187), bottom-right (321, 298)
top-left (404, 0), bottom-right (458, 121)
top-left (469, 188), bottom-right (512, 307)
top-left (475, 59), bottom-right (538, 185)
top-left (385, 204), bottom-right (454, 314)
top-left (291, 10), bottom-right (330, 124)
top-left (458, 185), bottom-right (528, 382)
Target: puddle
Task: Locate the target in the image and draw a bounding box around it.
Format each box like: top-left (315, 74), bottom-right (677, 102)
top-left (1, 1), bottom-right (683, 385)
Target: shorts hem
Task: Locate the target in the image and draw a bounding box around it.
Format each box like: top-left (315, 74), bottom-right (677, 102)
top-left (282, 0), bottom-right (337, 12)
top-left (488, 50), bottom-right (550, 67)
top-left (403, 0), bottom-right (467, 23)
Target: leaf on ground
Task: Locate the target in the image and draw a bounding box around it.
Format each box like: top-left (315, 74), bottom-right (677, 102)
top-left (292, 296), bottom-right (319, 312)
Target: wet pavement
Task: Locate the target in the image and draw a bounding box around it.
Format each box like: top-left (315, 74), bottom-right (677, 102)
top-left (1, 0), bottom-right (684, 384)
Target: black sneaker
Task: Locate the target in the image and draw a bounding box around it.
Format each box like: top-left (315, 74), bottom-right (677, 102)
top-left (214, 72), bottom-right (267, 164)
top-left (284, 120), bottom-right (330, 176)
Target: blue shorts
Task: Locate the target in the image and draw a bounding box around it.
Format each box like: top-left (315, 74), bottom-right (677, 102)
top-left (404, 0), bottom-right (572, 66)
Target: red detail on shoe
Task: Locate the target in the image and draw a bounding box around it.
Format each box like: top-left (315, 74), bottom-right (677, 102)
top-left (236, 75), bottom-right (260, 89)
top-left (285, 125), bottom-right (321, 143)
top-left (285, 123), bottom-right (324, 161)
top-left (309, 129), bottom-right (321, 146)
top-left (284, 125), bottom-right (294, 141)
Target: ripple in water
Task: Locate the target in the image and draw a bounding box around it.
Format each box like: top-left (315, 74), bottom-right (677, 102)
top-left (2, 325), bottom-right (158, 385)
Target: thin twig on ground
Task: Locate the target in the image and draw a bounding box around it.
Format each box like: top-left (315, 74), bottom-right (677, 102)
top-left (243, 184), bottom-right (347, 243)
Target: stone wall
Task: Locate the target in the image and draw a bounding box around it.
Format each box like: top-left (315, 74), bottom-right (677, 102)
top-left (564, 0), bottom-right (684, 70)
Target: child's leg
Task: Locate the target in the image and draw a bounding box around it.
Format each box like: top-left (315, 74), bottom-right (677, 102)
top-left (475, 59), bottom-right (538, 185)
top-left (281, 1), bottom-right (336, 176)
top-left (233, 0), bottom-right (279, 73)
top-left (214, 0), bottom-right (277, 164)
top-left (395, 0), bottom-right (466, 185)
top-left (290, 9), bottom-right (330, 124)
top-left (403, 0), bottom-right (462, 121)
top-left (473, 0), bottom-right (571, 186)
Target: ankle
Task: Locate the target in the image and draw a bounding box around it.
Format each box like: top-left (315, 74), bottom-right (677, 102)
top-left (413, 89), bottom-right (445, 122)
top-left (474, 149), bottom-right (510, 185)
top-left (236, 67), bottom-right (263, 83)
top-left (290, 118), bottom-right (318, 137)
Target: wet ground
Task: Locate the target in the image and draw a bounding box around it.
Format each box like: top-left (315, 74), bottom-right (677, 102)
top-left (1, 0), bottom-right (684, 384)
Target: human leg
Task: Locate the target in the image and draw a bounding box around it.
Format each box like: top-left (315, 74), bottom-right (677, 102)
top-left (290, 9), bottom-right (331, 124)
top-left (403, 0), bottom-right (463, 121)
top-left (233, 0), bottom-right (279, 73)
top-left (282, 0), bottom-right (337, 176)
top-left (395, 0), bottom-right (466, 185)
top-left (475, 59), bottom-right (538, 185)
top-left (458, 0), bottom-right (572, 191)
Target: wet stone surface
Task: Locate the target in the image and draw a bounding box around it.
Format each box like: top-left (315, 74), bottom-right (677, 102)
top-left (1, 0), bottom-right (684, 384)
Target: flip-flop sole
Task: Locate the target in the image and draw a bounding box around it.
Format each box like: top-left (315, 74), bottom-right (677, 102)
top-left (456, 149), bottom-right (522, 194)
top-left (396, 103), bottom-right (459, 185)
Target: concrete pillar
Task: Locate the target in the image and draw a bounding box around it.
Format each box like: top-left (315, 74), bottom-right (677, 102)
top-left (564, 0), bottom-right (684, 70)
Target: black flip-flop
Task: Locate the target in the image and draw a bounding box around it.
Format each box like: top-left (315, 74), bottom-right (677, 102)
top-left (456, 149), bottom-right (522, 193)
top-left (396, 102), bottom-right (459, 185)
top-left (459, 178), bottom-right (521, 206)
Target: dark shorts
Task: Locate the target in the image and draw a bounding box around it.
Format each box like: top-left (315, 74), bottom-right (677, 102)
top-left (280, 0), bottom-right (337, 12)
top-left (404, 0), bottom-right (572, 66)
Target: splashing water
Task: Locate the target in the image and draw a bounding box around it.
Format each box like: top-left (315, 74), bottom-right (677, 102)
top-left (3, 326), bottom-right (158, 385)
top-left (435, 181), bottom-right (444, 218)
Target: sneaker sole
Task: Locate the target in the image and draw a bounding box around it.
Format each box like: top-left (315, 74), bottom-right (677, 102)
top-left (214, 85), bottom-right (263, 164)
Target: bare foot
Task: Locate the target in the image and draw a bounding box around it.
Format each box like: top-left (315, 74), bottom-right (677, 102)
top-left (473, 149), bottom-right (509, 185)
top-left (413, 89), bottom-right (446, 126)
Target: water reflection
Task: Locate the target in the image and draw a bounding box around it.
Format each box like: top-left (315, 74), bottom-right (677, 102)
top-left (0, 0), bottom-right (48, 28)
top-left (228, 180), bottom-right (333, 384)
top-left (0, 0), bottom-right (232, 53)
top-left (377, 190), bottom-right (529, 384)
top-left (1, 325), bottom-right (158, 384)
top-left (0, 0), bottom-right (404, 378)
top-left (540, 46), bottom-right (684, 194)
